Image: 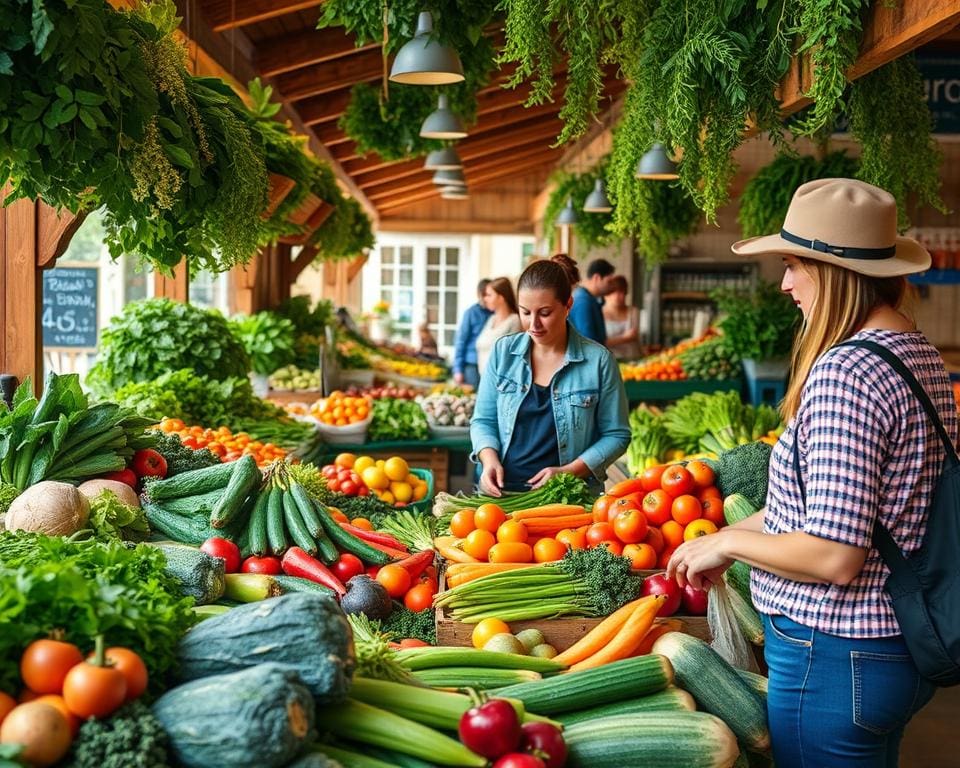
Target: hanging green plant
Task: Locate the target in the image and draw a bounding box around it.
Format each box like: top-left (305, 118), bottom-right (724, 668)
top-left (320, 0), bottom-right (497, 159)
top-left (312, 196), bottom-right (376, 259)
top-left (738, 150), bottom-right (859, 238)
top-left (848, 55), bottom-right (948, 231)
top-left (542, 163), bottom-right (615, 251)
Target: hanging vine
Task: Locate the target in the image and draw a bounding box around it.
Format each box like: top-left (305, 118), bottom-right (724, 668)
top-left (542, 162), bottom-right (616, 251)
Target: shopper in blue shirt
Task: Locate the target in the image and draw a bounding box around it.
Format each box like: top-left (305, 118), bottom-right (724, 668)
top-left (569, 258), bottom-right (616, 344)
top-left (471, 255), bottom-right (630, 495)
top-left (452, 279), bottom-right (492, 388)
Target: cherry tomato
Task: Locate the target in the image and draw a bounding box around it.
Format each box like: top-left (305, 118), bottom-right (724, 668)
top-left (404, 582), bottom-right (435, 612)
top-left (241, 556), bottom-right (282, 575)
top-left (340, 480), bottom-right (358, 496)
top-left (327, 478), bottom-right (341, 492)
top-left (332, 553), bottom-right (365, 582)
top-left (131, 448), bottom-right (167, 479)
top-left (200, 537), bottom-right (242, 573)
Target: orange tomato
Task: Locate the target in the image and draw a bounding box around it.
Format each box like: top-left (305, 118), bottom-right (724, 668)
top-left (613, 509), bottom-right (649, 544)
top-left (376, 564), bottom-right (412, 598)
top-left (660, 520), bottom-right (685, 549)
top-left (684, 519), bottom-right (719, 541)
top-left (62, 659), bottom-right (127, 719)
top-left (596, 539), bottom-right (624, 556)
top-left (98, 648), bottom-right (147, 702)
top-left (403, 583), bottom-right (435, 612)
top-left (641, 489), bottom-right (673, 527)
top-left (661, 465), bottom-right (695, 498)
top-left (685, 460), bottom-right (716, 489)
top-left (488, 542), bottom-right (534, 563)
top-left (585, 522), bottom-right (616, 548)
top-left (533, 537), bottom-right (568, 563)
top-left (496, 520), bottom-right (529, 544)
top-left (592, 495), bottom-right (616, 523)
top-left (449, 509), bottom-right (476, 538)
top-left (474, 504), bottom-right (507, 532)
top-left (671, 494), bottom-right (703, 525)
top-left (555, 527), bottom-right (587, 550)
top-left (640, 464), bottom-right (667, 492)
top-left (608, 497), bottom-right (640, 524)
top-left (697, 485), bottom-right (723, 503)
top-left (701, 496), bottom-right (725, 527)
top-left (462, 529), bottom-right (497, 561)
top-left (622, 542), bottom-right (658, 570)
top-left (644, 525), bottom-right (666, 555)
top-left (0, 691), bottom-right (15, 727)
top-left (350, 517), bottom-right (374, 531)
top-left (19, 639), bottom-right (83, 695)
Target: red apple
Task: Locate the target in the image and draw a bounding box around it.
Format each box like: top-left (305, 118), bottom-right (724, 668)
top-left (640, 572), bottom-right (682, 616)
top-left (680, 583), bottom-right (709, 615)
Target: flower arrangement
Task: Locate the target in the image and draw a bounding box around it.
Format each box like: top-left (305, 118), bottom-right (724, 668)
top-left (372, 301), bottom-right (391, 317)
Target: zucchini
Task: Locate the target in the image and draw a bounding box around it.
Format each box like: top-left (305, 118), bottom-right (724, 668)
top-left (283, 489), bottom-right (318, 555)
top-left (726, 584), bottom-right (764, 645)
top-left (725, 560), bottom-right (753, 605)
top-left (564, 712), bottom-right (739, 768)
top-left (556, 686), bottom-right (696, 725)
top-left (150, 542), bottom-right (226, 604)
top-left (247, 489), bottom-right (270, 556)
top-left (411, 667), bottom-right (541, 689)
top-left (496, 655), bottom-right (674, 715)
top-left (144, 502), bottom-right (220, 546)
top-left (395, 646), bottom-right (564, 674)
top-left (266, 486), bottom-right (289, 555)
top-left (287, 753), bottom-right (346, 768)
top-left (652, 632), bottom-right (770, 752)
top-left (146, 461), bottom-right (236, 501)
top-left (211, 455), bottom-right (260, 528)
top-left (734, 668), bottom-right (768, 700)
top-left (223, 572), bottom-right (282, 602)
top-left (274, 574), bottom-right (336, 597)
top-left (361, 745), bottom-right (436, 768)
top-left (723, 493), bottom-right (758, 526)
top-left (314, 500), bottom-right (392, 566)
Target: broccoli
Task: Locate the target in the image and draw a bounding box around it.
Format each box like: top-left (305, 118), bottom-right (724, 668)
top-left (708, 441), bottom-right (773, 509)
top-left (557, 546), bottom-right (645, 616)
top-left (152, 432), bottom-right (221, 476)
top-left (382, 603), bottom-right (436, 645)
top-left (67, 701), bottom-right (171, 768)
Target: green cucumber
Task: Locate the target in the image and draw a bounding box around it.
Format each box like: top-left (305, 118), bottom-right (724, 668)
top-left (290, 482), bottom-right (324, 537)
top-left (282, 490), bottom-right (318, 555)
top-left (210, 455), bottom-right (260, 528)
top-left (144, 502), bottom-right (219, 546)
top-left (146, 461), bottom-right (236, 501)
top-left (314, 500), bottom-right (392, 566)
top-left (266, 486), bottom-right (289, 555)
top-left (557, 686), bottom-right (696, 725)
top-left (154, 488), bottom-right (224, 517)
top-left (247, 490), bottom-right (270, 556)
top-left (273, 575), bottom-right (335, 597)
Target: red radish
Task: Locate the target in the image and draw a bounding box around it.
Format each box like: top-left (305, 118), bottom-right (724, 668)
top-left (200, 538), bottom-right (241, 573)
top-left (641, 572), bottom-right (683, 617)
top-left (241, 555), bottom-right (282, 575)
top-left (132, 449), bottom-right (167, 479)
top-left (459, 699), bottom-right (521, 759)
top-left (519, 722), bottom-right (566, 768)
top-left (282, 547), bottom-right (346, 596)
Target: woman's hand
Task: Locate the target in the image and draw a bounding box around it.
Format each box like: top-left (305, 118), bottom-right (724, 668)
top-left (527, 466), bottom-right (563, 489)
top-left (667, 534), bottom-right (734, 592)
top-left (479, 460), bottom-right (505, 497)
top-left (453, 372), bottom-right (464, 385)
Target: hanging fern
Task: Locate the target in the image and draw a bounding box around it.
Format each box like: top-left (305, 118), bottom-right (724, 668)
top-left (738, 150), bottom-right (860, 238)
top-left (847, 55), bottom-right (948, 231)
top-left (542, 162), bottom-right (616, 251)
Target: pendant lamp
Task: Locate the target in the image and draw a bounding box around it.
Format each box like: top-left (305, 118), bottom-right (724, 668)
top-left (432, 168), bottom-right (466, 187)
top-left (636, 143), bottom-right (679, 180)
top-left (440, 186), bottom-right (469, 200)
top-left (556, 196), bottom-right (579, 225)
top-left (420, 94), bottom-right (467, 139)
top-left (583, 178), bottom-right (613, 213)
top-left (389, 11), bottom-right (464, 85)
top-left (424, 146), bottom-right (463, 171)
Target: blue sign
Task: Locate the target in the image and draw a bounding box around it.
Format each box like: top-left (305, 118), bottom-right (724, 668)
top-left (917, 54), bottom-right (960, 134)
top-left (42, 267), bottom-right (98, 348)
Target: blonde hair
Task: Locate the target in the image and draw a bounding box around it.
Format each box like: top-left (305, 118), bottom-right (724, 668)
top-left (781, 258), bottom-right (914, 420)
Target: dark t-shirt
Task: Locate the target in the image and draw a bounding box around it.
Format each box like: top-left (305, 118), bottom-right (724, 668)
top-left (502, 383), bottom-right (561, 492)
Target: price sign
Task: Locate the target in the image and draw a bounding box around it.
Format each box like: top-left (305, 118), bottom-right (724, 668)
top-left (41, 267), bottom-right (98, 348)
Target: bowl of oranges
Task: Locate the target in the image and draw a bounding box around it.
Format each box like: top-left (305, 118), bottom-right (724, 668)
top-left (350, 454), bottom-right (433, 510)
top-left (311, 391), bottom-right (374, 444)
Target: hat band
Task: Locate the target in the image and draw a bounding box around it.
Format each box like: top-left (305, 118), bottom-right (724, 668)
top-left (780, 229), bottom-right (896, 260)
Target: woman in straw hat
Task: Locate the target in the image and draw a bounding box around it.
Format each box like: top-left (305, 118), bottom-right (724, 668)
top-left (667, 179), bottom-right (957, 767)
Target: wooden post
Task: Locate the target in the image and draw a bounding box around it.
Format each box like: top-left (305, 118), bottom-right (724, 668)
top-left (0, 198), bottom-right (41, 392)
top-left (153, 261), bottom-right (189, 301)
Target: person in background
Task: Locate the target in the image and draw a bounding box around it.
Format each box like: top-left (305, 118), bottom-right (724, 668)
top-left (452, 278), bottom-right (492, 388)
top-left (666, 178), bottom-right (953, 768)
top-left (569, 257), bottom-right (616, 343)
top-left (475, 277), bottom-right (521, 377)
top-left (603, 275), bottom-right (642, 360)
top-left (471, 254), bottom-right (630, 495)
top-left (417, 321), bottom-right (439, 358)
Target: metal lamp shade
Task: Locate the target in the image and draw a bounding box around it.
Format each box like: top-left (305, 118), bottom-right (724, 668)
top-left (440, 186), bottom-right (469, 200)
top-left (420, 94), bottom-right (467, 139)
top-left (636, 143), bottom-right (679, 180)
top-left (583, 178), bottom-right (613, 213)
top-left (424, 146), bottom-right (463, 170)
top-left (432, 168), bottom-right (466, 186)
top-left (556, 196), bottom-right (579, 225)
top-left (389, 11), bottom-right (464, 85)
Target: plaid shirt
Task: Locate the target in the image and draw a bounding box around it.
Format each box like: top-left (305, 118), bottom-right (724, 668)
top-left (752, 329), bottom-right (958, 638)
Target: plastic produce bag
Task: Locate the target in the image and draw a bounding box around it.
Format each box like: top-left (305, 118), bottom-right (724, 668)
top-left (708, 581), bottom-right (760, 672)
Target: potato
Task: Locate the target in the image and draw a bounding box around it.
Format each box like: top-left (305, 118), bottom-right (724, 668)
top-left (0, 701), bottom-right (72, 767)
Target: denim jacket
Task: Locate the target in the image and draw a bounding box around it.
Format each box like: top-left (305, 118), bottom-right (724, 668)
top-left (470, 323), bottom-right (630, 483)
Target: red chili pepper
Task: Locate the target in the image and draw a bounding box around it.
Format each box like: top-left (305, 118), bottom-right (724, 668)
top-left (339, 522), bottom-right (408, 551)
top-left (359, 539), bottom-right (410, 560)
top-left (281, 547), bottom-right (346, 596)
top-left (393, 549), bottom-right (436, 579)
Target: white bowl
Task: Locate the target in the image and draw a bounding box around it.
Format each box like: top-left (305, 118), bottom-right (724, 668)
top-left (316, 411), bottom-right (374, 445)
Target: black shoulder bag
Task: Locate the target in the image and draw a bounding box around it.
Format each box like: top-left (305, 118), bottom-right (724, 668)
top-left (793, 339), bottom-right (960, 686)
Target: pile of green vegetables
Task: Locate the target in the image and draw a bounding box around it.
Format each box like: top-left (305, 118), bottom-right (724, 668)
top-left (676, 336), bottom-right (741, 381)
top-left (228, 312), bottom-right (297, 376)
top-left (432, 473), bottom-right (593, 517)
top-left (626, 405), bottom-right (670, 475)
top-left (711, 282), bottom-right (800, 364)
top-left (0, 533), bottom-right (197, 691)
top-left (69, 701), bottom-right (172, 768)
top-left (0, 373), bottom-right (154, 492)
top-left (367, 398), bottom-right (429, 442)
top-left (151, 432), bottom-right (221, 476)
top-left (435, 547), bottom-right (644, 622)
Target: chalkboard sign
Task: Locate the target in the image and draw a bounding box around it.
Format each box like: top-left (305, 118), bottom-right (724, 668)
top-left (42, 267), bottom-right (98, 348)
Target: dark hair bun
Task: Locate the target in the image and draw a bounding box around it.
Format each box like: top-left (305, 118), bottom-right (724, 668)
top-left (550, 253), bottom-right (580, 286)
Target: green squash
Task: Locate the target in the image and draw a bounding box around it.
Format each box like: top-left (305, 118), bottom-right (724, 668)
top-left (175, 593), bottom-right (354, 703)
top-left (153, 663), bottom-right (314, 768)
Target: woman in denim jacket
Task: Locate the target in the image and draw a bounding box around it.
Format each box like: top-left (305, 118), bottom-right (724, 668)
top-left (471, 254), bottom-right (630, 495)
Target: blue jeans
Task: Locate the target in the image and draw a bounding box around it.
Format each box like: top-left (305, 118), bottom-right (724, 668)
top-left (763, 613), bottom-right (935, 768)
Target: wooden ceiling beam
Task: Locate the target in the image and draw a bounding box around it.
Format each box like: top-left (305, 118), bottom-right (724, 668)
top-left (313, 120), bottom-right (354, 147)
top-left (202, 0), bottom-right (320, 32)
top-left (276, 48), bottom-right (384, 102)
top-left (297, 88), bottom-right (357, 126)
top-left (256, 26), bottom-right (379, 78)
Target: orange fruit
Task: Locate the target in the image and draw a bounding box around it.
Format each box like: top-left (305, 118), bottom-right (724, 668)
top-left (488, 542), bottom-right (534, 563)
top-left (555, 527), bottom-right (587, 550)
top-left (660, 520), bottom-right (685, 549)
top-left (472, 618), bottom-right (511, 649)
top-left (671, 494), bottom-right (703, 526)
top-left (622, 542), bottom-right (658, 570)
top-left (496, 520), bottom-right (529, 544)
top-left (462, 529), bottom-right (497, 561)
top-left (449, 509), bottom-right (476, 538)
top-left (474, 503), bottom-right (507, 533)
top-left (533, 537), bottom-right (568, 563)
top-left (376, 564), bottom-right (412, 598)
top-left (685, 460), bottom-right (716, 489)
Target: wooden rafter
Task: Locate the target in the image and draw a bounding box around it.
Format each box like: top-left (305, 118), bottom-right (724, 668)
top-left (256, 27), bottom-right (378, 77)
top-left (276, 48), bottom-right (383, 102)
top-left (202, 0), bottom-right (320, 32)
top-left (313, 120), bottom-right (354, 146)
top-left (298, 86), bottom-right (367, 125)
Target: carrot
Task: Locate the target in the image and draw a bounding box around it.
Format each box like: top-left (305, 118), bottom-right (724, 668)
top-left (511, 504), bottom-right (589, 521)
top-left (607, 478), bottom-right (645, 497)
top-left (433, 536), bottom-right (480, 564)
top-left (569, 595), bottom-right (666, 671)
top-left (553, 596), bottom-right (655, 666)
top-left (523, 514), bottom-right (595, 533)
top-left (631, 618), bottom-right (684, 657)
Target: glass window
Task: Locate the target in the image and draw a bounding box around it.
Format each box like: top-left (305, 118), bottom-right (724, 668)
top-left (400, 246), bottom-right (413, 264)
top-left (399, 268), bottom-right (413, 287)
top-left (427, 247), bottom-right (441, 265)
top-left (444, 330), bottom-right (455, 347)
top-left (426, 270), bottom-right (439, 287)
top-left (445, 247), bottom-right (459, 266)
top-left (381, 246), bottom-right (394, 264)
top-left (444, 295), bottom-right (458, 324)
top-left (381, 268), bottom-right (394, 284)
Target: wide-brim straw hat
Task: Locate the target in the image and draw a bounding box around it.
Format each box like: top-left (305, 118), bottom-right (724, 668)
top-left (731, 178), bottom-right (930, 277)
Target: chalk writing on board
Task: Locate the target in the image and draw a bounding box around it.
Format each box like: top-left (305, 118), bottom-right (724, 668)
top-left (42, 267), bottom-right (98, 348)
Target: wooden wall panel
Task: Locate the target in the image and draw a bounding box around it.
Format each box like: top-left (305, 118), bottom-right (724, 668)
top-left (1, 198), bottom-right (41, 392)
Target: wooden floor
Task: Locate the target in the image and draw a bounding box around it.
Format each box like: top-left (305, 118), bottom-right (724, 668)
top-left (901, 686), bottom-right (960, 767)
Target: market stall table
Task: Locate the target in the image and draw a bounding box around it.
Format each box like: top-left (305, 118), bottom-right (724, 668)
top-left (624, 377), bottom-right (744, 406)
